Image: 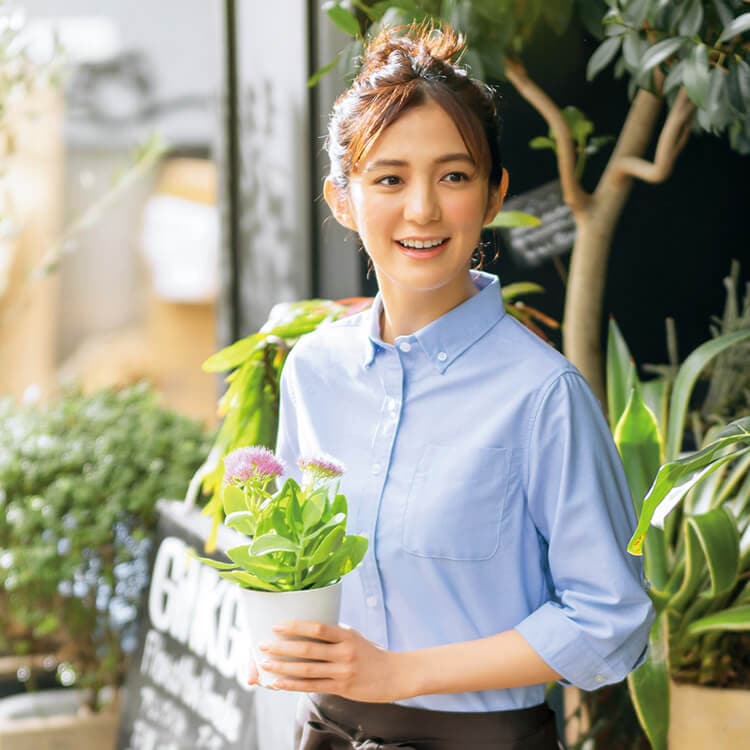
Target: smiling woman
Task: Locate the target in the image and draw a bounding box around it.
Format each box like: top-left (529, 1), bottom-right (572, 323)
top-left (251, 22), bottom-right (654, 750)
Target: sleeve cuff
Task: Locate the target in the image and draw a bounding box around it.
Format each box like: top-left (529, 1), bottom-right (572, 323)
top-left (515, 602), bottom-right (635, 691)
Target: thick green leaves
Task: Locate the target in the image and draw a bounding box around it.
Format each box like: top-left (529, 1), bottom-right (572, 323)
top-left (688, 604), bottom-right (750, 635)
top-left (607, 318), bottom-right (636, 432)
top-left (202, 334), bottom-right (262, 372)
top-left (629, 418), bottom-right (750, 552)
top-left (665, 329), bottom-right (750, 461)
top-left (250, 533), bottom-right (299, 556)
top-left (668, 508), bottom-right (739, 612)
top-left (727, 58), bottom-right (750, 116)
top-left (628, 612), bottom-right (669, 750)
top-left (678, 0), bottom-right (704, 37)
top-left (225, 510), bottom-right (257, 536)
top-left (222, 484), bottom-right (247, 516)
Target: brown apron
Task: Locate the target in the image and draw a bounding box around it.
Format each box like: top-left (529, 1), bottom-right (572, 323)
top-left (295, 693), bottom-right (562, 750)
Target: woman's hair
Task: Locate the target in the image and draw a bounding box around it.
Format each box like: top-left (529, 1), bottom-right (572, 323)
top-left (326, 23), bottom-right (503, 192)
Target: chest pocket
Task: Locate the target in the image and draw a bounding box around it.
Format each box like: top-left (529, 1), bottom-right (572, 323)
top-left (401, 443), bottom-right (510, 561)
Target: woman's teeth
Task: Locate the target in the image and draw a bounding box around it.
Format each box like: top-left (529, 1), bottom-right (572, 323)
top-left (397, 238), bottom-right (447, 249)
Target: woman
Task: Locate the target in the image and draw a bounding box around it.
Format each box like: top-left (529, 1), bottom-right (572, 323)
top-left (249, 23), bottom-right (654, 750)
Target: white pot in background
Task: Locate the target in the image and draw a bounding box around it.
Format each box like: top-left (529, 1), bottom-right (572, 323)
top-left (241, 581), bottom-right (342, 688)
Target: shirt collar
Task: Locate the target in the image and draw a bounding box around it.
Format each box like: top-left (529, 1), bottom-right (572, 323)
top-left (362, 270), bottom-right (506, 372)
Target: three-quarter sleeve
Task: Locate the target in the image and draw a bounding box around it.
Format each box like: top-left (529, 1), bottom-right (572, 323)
top-left (514, 369), bottom-right (655, 691)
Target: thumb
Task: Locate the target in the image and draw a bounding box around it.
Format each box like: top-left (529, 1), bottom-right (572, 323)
top-left (247, 655), bottom-right (259, 686)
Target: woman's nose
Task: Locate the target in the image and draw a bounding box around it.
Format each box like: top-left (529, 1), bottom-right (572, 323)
top-left (403, 181), bottom-right (441, 224)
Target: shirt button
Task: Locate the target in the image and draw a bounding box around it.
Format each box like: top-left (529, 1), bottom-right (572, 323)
top-left (398, 342), bottom-right (412, 352)
top-left (594, 674), bottom-right (606, 684)
top-left (366, 596), bottom-right (378, 608)
top-left (371, 463), bottom-right (381, 475)
top-left (437, 351), bottom-right (448, 362)
top-left (386, 397), bottom-right (397, 411)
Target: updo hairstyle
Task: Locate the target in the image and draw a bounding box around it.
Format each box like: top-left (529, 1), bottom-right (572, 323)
top-left (326, 23), bottom-right (503, 192)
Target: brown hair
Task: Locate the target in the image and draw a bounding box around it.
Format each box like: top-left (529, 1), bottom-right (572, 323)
top-left (326, 23), bottom-right (503, 192)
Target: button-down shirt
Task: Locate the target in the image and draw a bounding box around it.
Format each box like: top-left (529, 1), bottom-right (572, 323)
top-left (275, 270), bottom-right (654, 712)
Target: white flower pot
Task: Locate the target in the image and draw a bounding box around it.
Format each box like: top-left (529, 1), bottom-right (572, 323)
top-left (240, 581), bottom-right (342, 688)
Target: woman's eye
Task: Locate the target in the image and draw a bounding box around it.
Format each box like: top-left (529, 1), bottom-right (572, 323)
top-left (443, 171), bottom-right (470, 183)
top-left (376, 175), bottom-right (401, 186)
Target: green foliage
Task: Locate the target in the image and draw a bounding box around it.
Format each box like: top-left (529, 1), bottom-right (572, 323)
top-left (319, 1), bottom-right (750, 153)
top-left (528, 106), bottom-right (614, 179)
top-left (607, 278), bottom-right (750, 744)
top-left (196, 473), bottom-right (368, 592)
top-left (0, 384), bottom-right (212, 699)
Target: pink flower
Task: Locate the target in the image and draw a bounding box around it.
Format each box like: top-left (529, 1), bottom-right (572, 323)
top-left (298, 454), bottom-right (345, 480)
top-left (224, 446), bottom-right (284, 484)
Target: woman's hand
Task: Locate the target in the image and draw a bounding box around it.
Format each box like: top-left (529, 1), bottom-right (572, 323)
top-left (248, 621), bottom-right (411, 703)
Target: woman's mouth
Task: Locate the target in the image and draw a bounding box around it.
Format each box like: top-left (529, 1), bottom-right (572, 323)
top-left (394, 238), bottom-right (449, 258)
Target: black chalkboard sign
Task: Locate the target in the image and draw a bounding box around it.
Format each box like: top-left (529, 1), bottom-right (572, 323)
top-left (117, 500), bottom-right (257, 750)
top-left (499, 180), bottom-right (576, 268)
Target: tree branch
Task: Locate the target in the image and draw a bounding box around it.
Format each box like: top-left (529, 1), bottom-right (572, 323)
top-left (610, 88), bottom-right (696, 184)
top-left (504, 57), bottom-right (591, 216)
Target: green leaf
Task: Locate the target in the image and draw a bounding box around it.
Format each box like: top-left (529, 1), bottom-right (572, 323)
top-left (308, 525), bottom-right (345, 566)
top-left (717, 12), bottom-right (750, 44)
top-left (224, 510), bottom-right (256, 536)
top-left (678, 0), bottom-right (704, 37)
top-left (666, 329), bottom-right (750, 461)
top-left (324, 1), bottom-right (361, 37)
top-left (222, 484), bottom-right (247, 516)
top-left (682, 44), bottom-right (710, 108)
top-left (202, 334), bottom-right (262, 372)
top-left (668, 508), bottom-right (739, 611)
top-left (614, 378), bottom-right (668, 588)
top-left (639, 37), bottom-right (685, 75)
top-left (502, 282), bottom-right (545, 301)
top-left (191, 554), bottom-right (237, 571)
top-left (227, 544), bottom-right (293, 581)
top-left (606, 318), bottom-right (636, 432)
top-left (627, 612), bottom-right (669, 750)
top-left (529, 136), bottom-right (556, 150)
top-left (302, 492), bottom-right (326, 530)
top-left (250, 533), bottom-right (299, 555)
top-left (307, 54), bottom-right (341, 88)
top-left (629, 419), bottom-right (750, 552)
top-left (221, 570), bottom-right (279, 591)
top-left (562, 106), bottom-right (594, 146)
top-left (587, 37), bottom-right (622, 81)
top-left (487, 210), bottom-right (541, 228)
top-left (688, 604), bottom-right (750, 635)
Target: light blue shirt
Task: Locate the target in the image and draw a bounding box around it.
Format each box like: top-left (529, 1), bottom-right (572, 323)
top-left (275, 270), bottom-right (654, 712)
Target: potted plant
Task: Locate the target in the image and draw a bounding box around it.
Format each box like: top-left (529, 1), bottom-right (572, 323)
top-left (194, 446), bottom-right (367, 687)
top-left (605, 270), bottom-right (750, 750)
top-left (0, 383), bottom-right (212, 748)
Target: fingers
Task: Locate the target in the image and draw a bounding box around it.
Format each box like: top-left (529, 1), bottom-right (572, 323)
top-left (259, 638), bottom-right (338, 661)
top-left (273, 621), bottom-right (344, 643)
top-left (269, 678), bottom-right (336, 693)
top-left (247, 656), bottom-right (259, 686)
top-left (260, 657), bottom-right (346, 680)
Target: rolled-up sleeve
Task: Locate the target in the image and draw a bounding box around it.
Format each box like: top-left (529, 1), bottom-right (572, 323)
top-left (514, 369), bottom-right (655, 691)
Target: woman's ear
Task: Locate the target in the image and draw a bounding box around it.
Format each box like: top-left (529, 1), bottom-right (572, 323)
top-left (323, 178), bottom-right (357, 231)
top-left (483, 168), bottom-right (510, 225)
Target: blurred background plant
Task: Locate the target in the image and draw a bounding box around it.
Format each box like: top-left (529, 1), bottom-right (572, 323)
top-left (0, 383), bottom-right (212, 708)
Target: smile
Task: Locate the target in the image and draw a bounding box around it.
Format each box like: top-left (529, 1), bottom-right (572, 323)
top-left (396, 238), bottom-right (448, 249)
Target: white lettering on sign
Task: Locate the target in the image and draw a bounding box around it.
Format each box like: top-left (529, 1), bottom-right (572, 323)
top-left (147, 536), bottom-right (250, 689)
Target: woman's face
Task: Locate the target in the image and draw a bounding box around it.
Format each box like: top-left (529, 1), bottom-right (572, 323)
top-left (327, 100), bottom-right (505, 303)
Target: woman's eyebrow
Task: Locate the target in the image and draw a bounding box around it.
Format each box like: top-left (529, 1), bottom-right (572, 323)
top-left (363, 153), bottom-right (475, 172)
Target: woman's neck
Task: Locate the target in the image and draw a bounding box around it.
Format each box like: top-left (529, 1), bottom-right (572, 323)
top-left (377, 271), bottom-right (479, 344)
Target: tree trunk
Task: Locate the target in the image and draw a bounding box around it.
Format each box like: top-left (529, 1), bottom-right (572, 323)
top-left (562, 87), bottom-right (665, 404)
